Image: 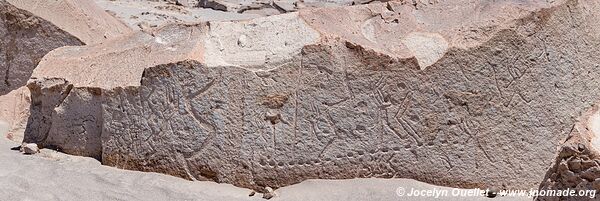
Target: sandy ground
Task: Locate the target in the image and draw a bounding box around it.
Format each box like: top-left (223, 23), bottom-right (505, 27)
top-left (274, 179), bottom-right (534, 201)
top-left (0, 122), bottom-right (262, 200)
top-left (0, 121), bottom-right (529, 200)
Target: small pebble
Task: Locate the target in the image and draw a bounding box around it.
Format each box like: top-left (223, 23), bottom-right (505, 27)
top-left (20, 143), bottom-right (40, 155)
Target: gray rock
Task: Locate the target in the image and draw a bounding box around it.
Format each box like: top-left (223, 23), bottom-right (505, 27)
top-left (263, 187), bottom-right (276, 199)
top-left (20, 143), bottom-right (39, 154)
top-left (24, 0), bottom-right (600, 194)
top-left (176, 0), bottom-right (200, 7)
top-left (0, 0), bottom-right (83, 96)
top-left (538, 96), bottom-right (600, 200)
top-left (273, 0), bottom-right (296, 12)
top-left (24, 24), bottom-right (204, 160)
top-left (198, 0), bottom-right (238, 11)
top-left (0, 0), bottom-right (131, 143)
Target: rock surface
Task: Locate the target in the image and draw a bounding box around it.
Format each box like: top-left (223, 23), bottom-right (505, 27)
top-left (20, 143), bottom-right (40, 154)
top-left (0, 131), bottom-right (523, 200)
top-left (538, 103), bottom-right (600, 201)
top-left (0, 0), bottom-right (83, 95)
top-left (25, 0), bottom-right (600, 195)
top-left (95, 0), bottom-right (260, 30)
top-left (122, 0), bottom-right (391, 15)
top-left (25, 23), bottom-right (204, 160)
top-left (0, 86), bottom-right (30, 142)
top-left (6, 0), bottom-right (133, 45)
top-left (0, 0), bottom-right (131, 144)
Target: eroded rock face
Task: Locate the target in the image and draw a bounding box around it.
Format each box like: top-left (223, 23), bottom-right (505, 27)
top-left (538, 105), bottom-right (600, 201)
top-left (25, 24), bottom-right (204, 160)
top-left (6, 0), bottom-right (132, 45)
top-left (0, 0), bottom-right (132, 143)
top-left (0, 0), bottom-right (83, 95)
top-left (0, 86), bottom-right (30, 142)
top-left (26, 0), bottom-right (600, 192)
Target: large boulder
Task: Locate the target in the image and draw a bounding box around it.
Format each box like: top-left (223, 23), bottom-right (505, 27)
top-left (6, 0), bottom-right (132, 45)
top-left (26, 0), bottom-right (600, 193)
top-left (0, 0), bottom-right (132, 141)
top-left (26, 24), bottom-right (204, 160)
top-left (0, 0), bottom-right (133, 94)
top-left (0, 0), bottom-right (83, 96)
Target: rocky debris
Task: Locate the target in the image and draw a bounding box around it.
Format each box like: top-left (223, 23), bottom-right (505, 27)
top-left (198, 0), bottom-right (238, 12)
top-left (238, 3), bottom-right (281, 16)
top-left (538, 104), bottom-right (600, 201)
top-left (176, 0), bottom-right (201, 7)
top-left (485, 187), bottom-right (499, 198)
top-left (263, 187), bottom-right (277, 199)
top-left (272, 0), bottom-right (296, 12)
top-left (105, 0), bottom-right (392, 18)
top-left (20, 143), bottom-right (39, 154)
top-left (195, 0), bottom-right (361, 15)
top-left (137, 21), bottom-right (155, 32)
top-left (94, 0), bottom-right (260, 29)
top-left (25, 0), bottom-right (600, 194)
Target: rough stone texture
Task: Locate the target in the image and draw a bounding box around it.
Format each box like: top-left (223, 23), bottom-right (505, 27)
top-left (110, 0), bottom-right (390, 16)
top-left (6, 0), bottom-right (133, 45)
top-left (538, 104), bottom-right (600, 201)
top-left (0, 0), bottom-right (132, 144)
top-left (20, 142), bottom-right (39, 154)
top-left (0, 0), bottom-right (83, 96)
top-left (0, 86), bottom-right (30, 142)
top-left (177, 0), bottom-right (201, 7)
top-left (26, 0), bottom-right (600, 193)
top-left (94, 0), bottom-right (260, 30)
top-left (25, 24), bottom-right (204, 160)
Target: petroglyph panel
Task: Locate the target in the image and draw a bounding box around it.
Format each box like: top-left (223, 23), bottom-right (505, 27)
top-left (102, 19), bottom-right (600, 190)
top-left (24, 0), bottom-right (600, 194)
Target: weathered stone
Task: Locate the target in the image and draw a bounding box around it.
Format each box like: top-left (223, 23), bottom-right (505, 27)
top-left (199, 0), bottom-right (244, 12)
top-left (26, 0), bottom-right (600, 194)
top-left (6, 0), bottom-right (132, 45)
top-left (25, 24), bottom-right (203, 160)
top-left (582, 160), bottom-right (597, 170)
top-left (176, 0), bottom-right (200, 7)
top-left (273, 0), bottom-right (297, 12)
top-left (581, 167), bottom-right (600, 181)
top-left (0, 86), bottom-right (30, 142)
top-left (568, 159), bottom-right (583, 172)
top-left (20, 143), bottom-right (39, 154)
top-left (0, 0), bottom-right (83, 95)
top-left (263, 187), bottom-right (276, 199)
top-left (96, 0), bottom-right (261, 31)
top-left (0, 0), bottom-right (131, 142)
top-left (538, 101), bottom-right (600, 200)
top-left (592, 179), bottom-right (600, 191)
